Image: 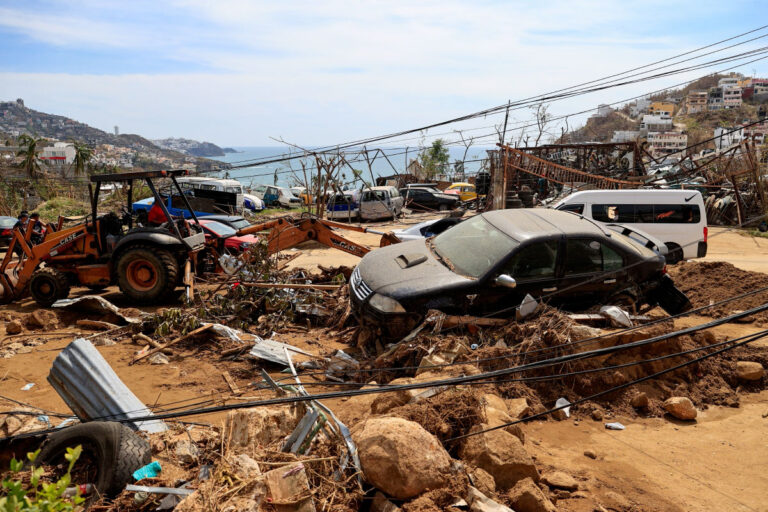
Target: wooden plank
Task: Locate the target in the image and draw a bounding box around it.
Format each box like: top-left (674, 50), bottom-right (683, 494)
top-left (238, 282), bottom-right (342, 290)
top-left (130, 324), bottom-right (213, 365)
top-left (222, 371), bottom-right (241, 395)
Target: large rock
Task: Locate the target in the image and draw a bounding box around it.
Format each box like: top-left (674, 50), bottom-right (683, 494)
top-left (630, 392), bottom-right (649, 409)
top-left (507, 477), bottom-right (556, 512)
top-left (735, 361), bottom-right (764, 381)
top-left (174, 440), bottom-right (199, 464)
top-left (352, 417), bottom-right (453, 500)
top-left (507, 398), bottom-right (532, 419)
top-left (541, 471), bottom-right (578, 491)
top-left (25, 310), bottom-right (58, 330)
top-left (5, 320), bottom-right (22, 335)
top-left (481, 402), bottom-right (525, 444)
top-left (663, 397), bottom-right (697, 420)
top-left (469, 467), bottom-right (497, 496)
top-left (225, 405), bottom-right (301, 449)
top-left (460, 424), bottom-right (539, 490)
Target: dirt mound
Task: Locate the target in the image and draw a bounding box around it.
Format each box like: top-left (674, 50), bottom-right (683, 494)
top-left (669, 261), bottom-right (768, 321)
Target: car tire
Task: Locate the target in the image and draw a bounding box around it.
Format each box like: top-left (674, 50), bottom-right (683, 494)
top-left (664, 243), bottom-right (683, 264)
top-left (29, 267), bottom-right (71, 307)
top-left (37, 421), bottom-right (151, 498)
top-left (117, 245), bottom-right (179, 304)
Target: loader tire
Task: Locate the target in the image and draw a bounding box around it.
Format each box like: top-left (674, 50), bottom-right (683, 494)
top-left (38, 421), bottom-right (150, 498)
top-left (117, 245), bottom-right (179, 304)
top-left (29, 267), bottom-right (70, 307)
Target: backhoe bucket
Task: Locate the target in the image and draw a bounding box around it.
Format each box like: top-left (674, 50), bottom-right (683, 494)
top-left (0, 271), bottom-right (18, 304)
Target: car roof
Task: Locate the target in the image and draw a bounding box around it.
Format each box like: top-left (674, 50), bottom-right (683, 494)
top-left (199, 214), bottom-right (245, 222)
top-left (482, 209), bottom-right (607, 242)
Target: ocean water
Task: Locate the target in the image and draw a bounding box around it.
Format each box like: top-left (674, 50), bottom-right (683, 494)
top-left (211, 146), bottom-right (491, 190)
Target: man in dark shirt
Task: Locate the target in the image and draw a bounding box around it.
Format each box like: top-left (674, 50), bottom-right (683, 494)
top-left (28, 212), bottom-right (45, 245)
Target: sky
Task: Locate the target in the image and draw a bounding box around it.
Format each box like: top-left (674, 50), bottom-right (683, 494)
top-left (1, 0), bottom-right (767, 147)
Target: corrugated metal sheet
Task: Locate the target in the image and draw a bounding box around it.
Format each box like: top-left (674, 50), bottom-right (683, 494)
top-left (48, 338), bottom-right (167, 433)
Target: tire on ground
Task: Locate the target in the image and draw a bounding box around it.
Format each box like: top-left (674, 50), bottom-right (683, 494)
top-left (116, 245), bottom-right (179, 304)
top-left (29, 267), bottom-right (71, 307)
top-left (37, 421), bottom-right (150, 497)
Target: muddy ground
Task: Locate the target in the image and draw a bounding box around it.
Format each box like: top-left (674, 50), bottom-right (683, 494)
top-left (1, 219), bottom-right (768, 511)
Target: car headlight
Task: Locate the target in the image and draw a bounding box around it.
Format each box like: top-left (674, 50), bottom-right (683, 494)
top-left (368, 293), bottom-right (406, 313)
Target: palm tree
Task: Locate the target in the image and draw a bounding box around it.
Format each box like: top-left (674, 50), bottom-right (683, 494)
top-left (16, 134), bottom-right (42, 178)
top-left (71, 141), bottom-right (93, 176)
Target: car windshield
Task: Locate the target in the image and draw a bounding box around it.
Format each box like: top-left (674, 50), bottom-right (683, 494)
top-left (432, 215), bottom-right (519, 278)
top-left (200, 221), bottom-right (237, 237)
top-left (0, 217), bottom-right (16, 228)
top-left (228, 218), bottom-right (251, 230)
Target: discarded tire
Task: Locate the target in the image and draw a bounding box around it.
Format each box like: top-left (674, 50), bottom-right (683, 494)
top-left (38, 421), bottom-right (150, 497)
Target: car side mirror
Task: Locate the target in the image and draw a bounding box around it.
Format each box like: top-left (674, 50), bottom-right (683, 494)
top-left (494, 274), bottom-right (517, 289)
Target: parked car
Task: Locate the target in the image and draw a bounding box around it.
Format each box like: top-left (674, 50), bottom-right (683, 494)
top-left (198, 215), bottom-right (252, 231)
top-left (350, 209), bottom-right (691, 338)
top-left (195, 219), bottom-right (259, 254)
top-left (243, 193), bottom-right (265, 211)
top-left (326, 190), bottom-right (360, 221)
top-left (359, 186), bottom-right (404, 221)
top-left (290, 186), bottom-right (313, 205)
top-left (390, 217), bottom-right (464, 242)
top-left (401, 187), bottom-right (460, 211)
top-left (444, 182), bottom-right (478, 202)
top-left (0, 216), bottom-right (16, 247)
top-left (553, 189), bottom-right (708, 263)
top-left (251, 185), bottom-right (301, 208)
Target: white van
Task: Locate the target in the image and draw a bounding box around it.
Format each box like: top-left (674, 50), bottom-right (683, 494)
top-left (553, 189), bottom-right (708, 263)
top-left (326, 190), bottom-right (360, 221)
top-left (359, 186), bottom-right (404, 221)
top-left (177, 177), bottom-right (244, 213)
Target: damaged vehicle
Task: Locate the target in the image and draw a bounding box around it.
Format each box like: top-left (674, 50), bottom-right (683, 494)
top-left (350, 209), bottom-right (692, 338)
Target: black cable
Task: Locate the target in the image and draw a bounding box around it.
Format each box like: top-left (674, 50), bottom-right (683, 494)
top-left (446, 326), bottom-right (768, 442)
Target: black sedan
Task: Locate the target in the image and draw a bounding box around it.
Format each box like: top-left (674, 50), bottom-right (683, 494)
top-left (350, 209), bottom-right (691, 338)
top-left (401, 187), bottom-right (459, 211)
top-left (0, 216), bottom-right (16, 247)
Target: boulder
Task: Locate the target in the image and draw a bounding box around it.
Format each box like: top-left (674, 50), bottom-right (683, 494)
top-left (469, 467), bottom-right (497, 496)
top-left (735, 361), bottom-right (764, 381)
top-left (481, 401), bottom-right (525, 443)
top-left (352, 417), bottom-right (453, 500)
top-left (482, 394), bottom-right (509, 414)
top-left (507, 398), bottom-right (532, 419)
top-left (460, 424), bottom-right (539, 489)
top-left (507, 477), bottom-right (556, 512)
top-left (5, 320), bottom-right (22, 335)
top-left (25, 310), bottom-right (58, 330)
top-left (225, 405), bottom-right (301, 449)
top-left (663, 397), bottom-right (697, 420)
top-left (630, 392), bottom-right (649, 409)
top-left (541, 471), bottom-right (578, 491)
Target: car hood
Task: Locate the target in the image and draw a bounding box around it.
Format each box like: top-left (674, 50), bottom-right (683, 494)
top-left (356, 239), bottom-right (473, 300)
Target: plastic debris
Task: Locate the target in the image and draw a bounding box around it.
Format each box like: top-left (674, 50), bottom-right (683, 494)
top-left (125, 485), bottom-right (194, 496)
top-left (20, 383), bottom-right (34, 391)
top-left (516, 293), bottom-right (540, 321)
top-left (133, 461), bottom-right (162, 481)
top-left (605, 422), bottom-right (626, 430)
top-left (555, 397), bottom-right (571, 418)
top-left (600, 305), bottom-right (633, 328)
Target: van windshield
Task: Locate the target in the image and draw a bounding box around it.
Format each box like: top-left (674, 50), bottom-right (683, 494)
top-left (432, 215), bottom-right (519, 278)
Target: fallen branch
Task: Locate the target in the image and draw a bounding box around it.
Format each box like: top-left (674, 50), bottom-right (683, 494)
top-left (130, 324), bottom-right (213, 365)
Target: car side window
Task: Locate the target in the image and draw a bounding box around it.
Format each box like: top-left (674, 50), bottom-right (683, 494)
top-left (565, 239), bottom-right (623, 274)
top-left (558, 203), bottom-right (584, 215)
top-left (503, 241), bottom-right (558, 279)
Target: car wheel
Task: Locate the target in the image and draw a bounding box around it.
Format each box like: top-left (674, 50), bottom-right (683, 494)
top-left (664, 243), bottom-right (683, 264)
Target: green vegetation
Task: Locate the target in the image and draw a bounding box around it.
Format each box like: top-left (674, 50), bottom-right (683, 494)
top-left (71, 142), bottom-right (92, 177)
top-left (16, 134), bottom-right (43, 178)
top-left (418, 139), bottom-right (450, 178)
top-left (36, 197), bottom-right (90, 221)
top-left (0, 446), bottom-right (84, 511)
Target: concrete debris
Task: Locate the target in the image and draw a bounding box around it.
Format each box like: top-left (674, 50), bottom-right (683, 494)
top-left (5, 319), bottom-right (22, 335)
top-left (663, 397), bottom-right (698, 420)
top-left (416, 339), bottom-right (468, 375)
top-left (460, 423), bottom-right (539, 489)
top-left (507, 477), bottom-right (556, 512)
top-left (263, 462), bottom-right (316, 512)
top-left (735, 361), bottom-right (764, 381)
top-left (541, 471), bottom-right (579, 491)
top-left (47, 338), bottom-right (167, 433)
top-left (225, 405), bottom-right (301, 449)
top-left (352, 417), bottom-right (453, 500)
top-left (467, 486), bottom-right (514, 512)
top-left (174, 440), bottom-right (199, 464)
top-left (232, 454), bottom-right (261, 478)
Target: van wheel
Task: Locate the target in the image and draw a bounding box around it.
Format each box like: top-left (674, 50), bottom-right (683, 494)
top-left (664, 243), bottom-right (683, 264)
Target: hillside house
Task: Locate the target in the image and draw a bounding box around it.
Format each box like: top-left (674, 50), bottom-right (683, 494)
top-left (649, 101), bottom-right (675, 117)
top-left (683, 91), bottom-right (708, 114)
top-left (640, 114), bottom-right (673, 134)
top-left (714, 127), bottom-right (744, 149)
top-left (648, 131), bottom-right (687, 157)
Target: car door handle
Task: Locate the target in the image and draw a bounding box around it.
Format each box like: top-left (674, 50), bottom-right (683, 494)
top-left (542, 287), bottom-right (557, 292)
top-left (603, 279), bottom-right (617, 284)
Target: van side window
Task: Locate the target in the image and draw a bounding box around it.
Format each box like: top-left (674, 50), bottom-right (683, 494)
top-left (592, 203), bottom-right (700, 224)
top-left (558, 203), bottom-right (584, 215)
top-left (591, 204), bottom-right (635, 222)
top-left (655, 205), bottom-right (700, 223)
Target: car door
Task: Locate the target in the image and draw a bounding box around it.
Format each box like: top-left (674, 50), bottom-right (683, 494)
top-left (473, 239), bottom-right (561, 314)
top-left (557, 237), bottom-right (627, 309)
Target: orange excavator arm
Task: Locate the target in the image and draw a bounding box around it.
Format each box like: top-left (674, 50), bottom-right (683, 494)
top-left (236, 215), bottom-right (401, 258)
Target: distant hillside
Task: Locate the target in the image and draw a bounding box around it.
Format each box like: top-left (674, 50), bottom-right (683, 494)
top-left (0, 99), bottom-right (224, 171)
top-left (563, 111), bottom-right (636, 143)
top-left (152, 137), bottom-right (226, 157)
